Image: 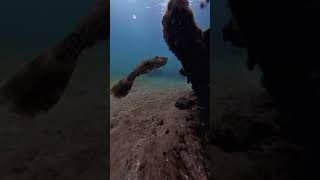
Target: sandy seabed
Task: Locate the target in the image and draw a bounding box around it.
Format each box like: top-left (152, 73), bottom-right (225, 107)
top-left (110, 78), bottom-right (214, 180)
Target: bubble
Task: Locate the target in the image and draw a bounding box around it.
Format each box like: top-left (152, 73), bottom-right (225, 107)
top-left (132, 14), bottom-right (137, 20)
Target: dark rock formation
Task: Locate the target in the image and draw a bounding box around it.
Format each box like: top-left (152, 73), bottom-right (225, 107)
top-left (175, 96), bottom-right (195, 110)
top-left (111, 56), bottom-right (168, 98)
top-left (162, 0), bottom-right (210, 109)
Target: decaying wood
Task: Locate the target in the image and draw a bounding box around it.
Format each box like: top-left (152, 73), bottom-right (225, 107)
top-left (162, 0), bottom-right (210, 108)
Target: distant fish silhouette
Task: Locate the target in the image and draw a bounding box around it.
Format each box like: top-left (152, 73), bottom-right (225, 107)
top-left (200, 0), bottom-right (209, 9)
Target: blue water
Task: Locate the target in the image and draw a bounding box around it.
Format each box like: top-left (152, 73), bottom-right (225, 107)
top-left (110, 0), bottom-right (210, 81)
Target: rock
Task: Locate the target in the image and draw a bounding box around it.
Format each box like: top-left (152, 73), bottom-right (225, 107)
top-left (157, 119), bottom-right (164, 126)
top-left (186, 114), bottom-right (194, 121)
top-left (175, 97), bottom-right (195, 110)
top-left (56, 129), bottom-right (63, 135)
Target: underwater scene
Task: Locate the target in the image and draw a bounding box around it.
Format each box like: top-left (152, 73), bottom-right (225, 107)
top-left (110, 0), bottom-right (211, 179)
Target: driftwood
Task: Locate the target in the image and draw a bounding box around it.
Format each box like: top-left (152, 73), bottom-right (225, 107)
top-left (111, 56), bottom-right (168, 98)
top-left (162, 0), bottom-right (210, 108)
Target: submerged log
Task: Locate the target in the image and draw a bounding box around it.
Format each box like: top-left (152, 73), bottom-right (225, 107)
top-left (162, 0), bottom-right (210, 108)
top-left (111, 56), bottom-right (168, 98)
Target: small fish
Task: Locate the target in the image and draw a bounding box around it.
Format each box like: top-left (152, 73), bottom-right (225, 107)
top-left (200, 0), bottom-right (209, 9)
